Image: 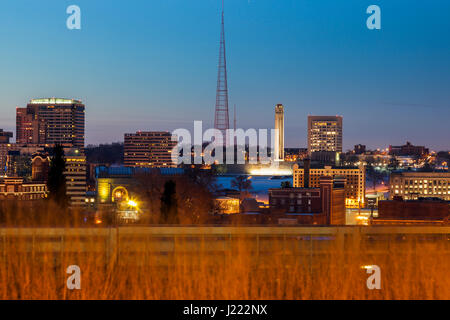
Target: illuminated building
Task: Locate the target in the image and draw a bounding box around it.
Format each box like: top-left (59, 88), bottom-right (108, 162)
top-left (0, 177), bottom-right (47, 200)
top-left (214, 196), bottom-right (240, 214)
top-left (0, 129), bottom-right (13, 144)
top-left (0, 144), bottom-right (45, 177)
top-left (284, 148), bottom-right (308, 162)
top-left (274, 104), bottom-right (284, 161)
top-left (390, 171), bottom-right (450, 201)
top-left (6, 151), bottom-right (31, 178)
top-left (17, 98), bottom-right (85, 148)
top-left (96, 166), bottom-right (184, 223)
top-left (16, 108), bottom-right (46, 145)
top-left (64, 148), bottom-right (87, 207)
top-left (293, 162), bottom-right (365, 208)
top-left (124, 131), bottom-right (177, 168)
top-left (269, 176), bottom-right (346, 225)
top-left (307, 116), bottom-right (343, 158)
top-left (0, 144), bottom-right (14, 176)
top-left (96, 166), bottom-right (184, 204)
top-left (31, 153), bottom-right (50, 181)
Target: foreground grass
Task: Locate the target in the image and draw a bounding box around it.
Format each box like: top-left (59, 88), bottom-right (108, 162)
top-left (0, 227), bottom-right (448, 300)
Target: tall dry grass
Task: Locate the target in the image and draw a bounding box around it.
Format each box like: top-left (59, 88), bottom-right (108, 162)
top-left (0, 227), bottom-right (449, 300)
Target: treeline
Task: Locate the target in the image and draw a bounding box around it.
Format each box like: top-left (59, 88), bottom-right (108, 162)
top-left (0, 201), bottom-right (91, 227)
top-left (85, 142), bottom-right (124, 164)
top-left (128, 167), bottom-right (217, 225)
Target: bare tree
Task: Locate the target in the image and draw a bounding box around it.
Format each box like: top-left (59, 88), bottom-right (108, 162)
top-left (231, 175), bottom-right (253, 200)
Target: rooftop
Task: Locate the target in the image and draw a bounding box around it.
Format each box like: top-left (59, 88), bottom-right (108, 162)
top-left (95, 166), bottom-right (185, 178)
top-left (29, 98), bottom-right (82, 105)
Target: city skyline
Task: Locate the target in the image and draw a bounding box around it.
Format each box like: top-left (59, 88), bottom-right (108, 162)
top-left (0, 1), bottom-right (449, 150)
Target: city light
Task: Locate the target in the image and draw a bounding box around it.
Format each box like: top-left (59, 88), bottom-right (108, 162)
top-left (249, 168), bottom-right (292, 176)
top-left (127, 199), bottom-right (138, 208)
top-left (361, 265), bottom-right (374, 269)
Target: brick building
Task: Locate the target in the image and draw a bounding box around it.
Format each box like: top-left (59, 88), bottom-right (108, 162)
top-left (374, 198), bottom-right (450, 225)
top-left (389, 141), bottom-right (428, 157)
top-left (269, 176), bottom-right (346, 225)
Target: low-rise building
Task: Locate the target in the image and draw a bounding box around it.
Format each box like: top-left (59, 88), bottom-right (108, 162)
top-left (0, 144), bottom-right (47, 177)
top-left (374, 198), bottom-right (449, 225)
top-left (214, 196), bottom-right (240, 214)
top-left (293, 161), bottom-right (365, 208)
top-left (354, 144), bottom-right (366, 155)
top-left (269, 176), bottom-right (346, 225)
top-left (389, 141), bottom-right (428, 157)
top-left (0, 129), bottom-right (13, 144)
top-left (284, 148), bottom-right (308, 162)
top-left (96, 166), bottom-right (185, 204)
top-left (31, 153), bottom-right (50, 181)
top-left (0, 177), bottom-right (47, 200)
top-left (390, 171), bottom-right (450, 201)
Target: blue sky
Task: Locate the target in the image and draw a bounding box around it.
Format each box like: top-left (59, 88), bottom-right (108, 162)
top-left (0, 0), bottom-right (449, 150)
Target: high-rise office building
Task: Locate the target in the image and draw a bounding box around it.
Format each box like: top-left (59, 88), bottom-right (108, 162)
top-left (16, 107), bottom-right (46, 145)
top-left (274, 104), bottom-right (284, 161)
top-left (124, 131), bottom-right (177, 168)
top-left (17, 98), bottom-right (85, 148)
top-left (307, 115), bottom-right (343, 155)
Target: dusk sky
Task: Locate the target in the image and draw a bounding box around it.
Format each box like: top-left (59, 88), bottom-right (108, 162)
top-left (0, 0), bottom-right (449, 150)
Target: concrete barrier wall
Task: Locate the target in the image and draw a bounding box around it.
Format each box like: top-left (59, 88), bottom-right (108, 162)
top-left (1, 226), bottom-right (449, 266)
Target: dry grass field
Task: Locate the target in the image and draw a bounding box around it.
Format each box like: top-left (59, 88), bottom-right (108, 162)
top-left (0, 225), bottom-right (448, 300)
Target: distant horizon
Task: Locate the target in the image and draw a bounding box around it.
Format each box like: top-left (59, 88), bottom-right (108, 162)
top-left (1, 1), bottom-right (449, 150)
top-left (5, 100), bottom-right (450, 152)
top-left (81, 138), bottom-right (449, 153)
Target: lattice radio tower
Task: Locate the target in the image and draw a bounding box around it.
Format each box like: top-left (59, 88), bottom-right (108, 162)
top-left (214, 0), bottom-right (230, 144)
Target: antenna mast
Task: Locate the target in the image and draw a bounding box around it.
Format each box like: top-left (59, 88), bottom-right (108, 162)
top-left (214, 0), bottom-right (230, 144)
